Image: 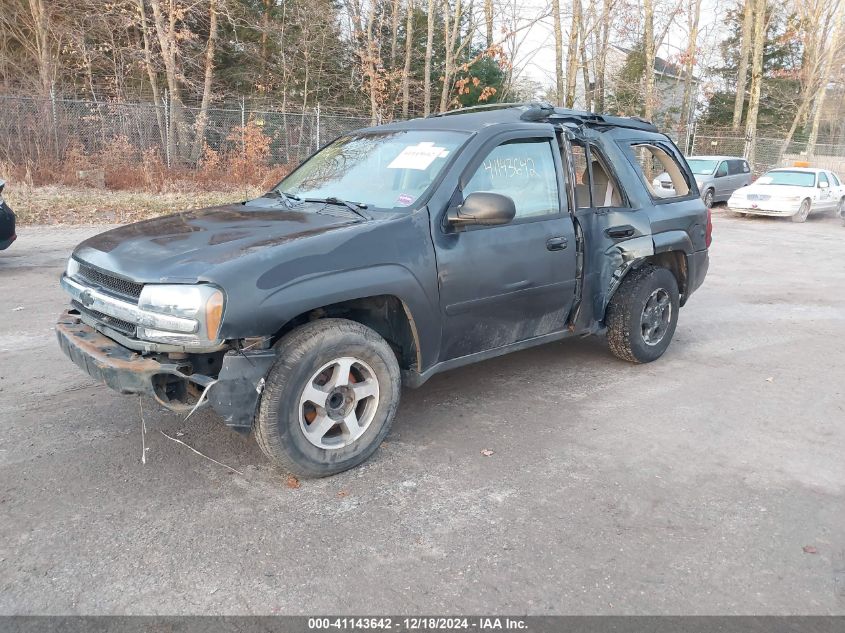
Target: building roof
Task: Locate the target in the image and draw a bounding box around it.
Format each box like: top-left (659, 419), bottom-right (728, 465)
top-left (612, 45), bottom-right (700, 83)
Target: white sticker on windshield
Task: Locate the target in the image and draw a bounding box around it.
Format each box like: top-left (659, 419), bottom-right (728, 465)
top-left (388, 142), bottom-right (448, 170)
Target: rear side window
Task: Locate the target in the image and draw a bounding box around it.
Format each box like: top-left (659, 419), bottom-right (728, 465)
top-left (742, 160), bottom-right (751, 173)
top-left (628, 143), bottom-right (691, 199)
top-left (464, 138), bottom-right (560, 219)
top-left (818, 172), bottom-right (829, 187)
top-left (830, 172), bottom-right (841, 186)
top-left (728, 160), bottom-right (744, 175)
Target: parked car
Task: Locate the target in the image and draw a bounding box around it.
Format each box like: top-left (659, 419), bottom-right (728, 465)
top-left (0, 179), bottom-right (16, 251)
top-left (56, 103), bottom-right (710, 478)
top-left (727, 167), bottom-right (845, 223)
top-left (653, 156), bottom-right (752, 207)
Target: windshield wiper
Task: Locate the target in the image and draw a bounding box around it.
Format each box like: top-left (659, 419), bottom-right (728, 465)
top-left (263, 189), bottom-right (302, 208)
top-left (304, 196), bottom-right (372, 220)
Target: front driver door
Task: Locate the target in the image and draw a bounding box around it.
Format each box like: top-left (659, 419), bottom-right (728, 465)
top-left (434, 133), bottom-right (578, 361)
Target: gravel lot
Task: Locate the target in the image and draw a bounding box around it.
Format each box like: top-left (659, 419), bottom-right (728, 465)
top-left (1, 210), bottom-right (843, 615)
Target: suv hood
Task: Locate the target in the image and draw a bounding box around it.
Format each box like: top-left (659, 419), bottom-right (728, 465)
top-left (73, 200), bottom-right (366, 283)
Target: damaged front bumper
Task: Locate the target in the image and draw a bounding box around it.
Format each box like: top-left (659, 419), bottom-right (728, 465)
top-left (56, 310), bottom-right (277, 429)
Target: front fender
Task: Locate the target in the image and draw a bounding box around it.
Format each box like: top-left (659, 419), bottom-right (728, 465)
top-left (254, 264), bottom-right (440, 372)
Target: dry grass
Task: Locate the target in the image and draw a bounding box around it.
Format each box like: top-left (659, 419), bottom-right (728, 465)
top-left (7, 184), bottom-right (264, 225)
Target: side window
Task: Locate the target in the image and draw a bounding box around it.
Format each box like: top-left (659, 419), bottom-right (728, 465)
top-left (728, 160), bottom-right (742, 175)
top-left (464, 138), bottom-right (560, 219)
top-left (818, 172), bottom-right (828, 187)
top-left (715, 161), bottom-right (728, 177)
top-left (830, 172), bottom-right (841, 186)
top-left (742, 160), bottom-right (751, 173)
top-left (588, 147), bottom-right (626, 208)
top-left (629, 143), bottom-right (691, 199)
top-left (570, 142), bottom-right (590, 208)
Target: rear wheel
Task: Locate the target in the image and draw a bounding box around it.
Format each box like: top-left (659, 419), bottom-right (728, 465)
top-left (837, 197), bottom-right (845, 219)
top-left (606, 265), bottom-right (680, 364)
top-left (792, 198), bottom-right (811, 223)
top-left (255, 318), bottom-right (401, 478)
top-left (702, 188), bottom-right (714, 208)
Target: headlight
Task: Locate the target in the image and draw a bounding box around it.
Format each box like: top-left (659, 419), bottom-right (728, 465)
top-left (66, 257), bottom-right (80, 278)
top-left (137, 284), bottom-right (225, 346)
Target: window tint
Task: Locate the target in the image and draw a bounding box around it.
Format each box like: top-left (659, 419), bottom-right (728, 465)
top-left (818, 172), bottom-right (828, 187)
top-left (715, 161), bottom-right (728, 177)
top-left (830, 172), bottom-right (841, 186)
top-left (464, 139), bottom-right (560, 219)
top-left (629, 143), bottom-right (691, 199)
top-left (728, 160), bottom-right (743, 175)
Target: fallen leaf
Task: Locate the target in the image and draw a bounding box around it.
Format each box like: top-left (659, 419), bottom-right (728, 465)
top-left (337, 490), bottom-right (349, 498)
top-left (285, 475), bottom-right (301, 489)
top-left (480, 449), bottom-right (495, 457)
top-left (803, 545), bottom-right (818, 554)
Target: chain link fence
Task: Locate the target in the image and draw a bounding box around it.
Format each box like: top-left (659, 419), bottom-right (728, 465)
top-left (690, 126), bottom-right (845, 176)
top-left (0, 94), bottom-right (373, 175)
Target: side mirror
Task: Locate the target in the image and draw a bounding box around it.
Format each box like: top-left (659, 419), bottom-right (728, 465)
top-left (447, 192), bottom-right (516, 229)
top-left (819, 181), bottom-right (830, 189)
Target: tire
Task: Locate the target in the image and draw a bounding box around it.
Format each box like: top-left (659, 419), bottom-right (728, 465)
top-left (606, 265), bottom-right (680, 364)
top-left (254, 318), bottom-right (401, 478)
top-left (837, 197), bottom-right (845, 219)
top-left (792, 198), bottom-right (811, 223)
top-left (702, 188), bottom-right (714, 208)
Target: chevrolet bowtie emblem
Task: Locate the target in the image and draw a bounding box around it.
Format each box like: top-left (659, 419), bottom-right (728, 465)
top-left (80, 290), bottom-right (95, 308)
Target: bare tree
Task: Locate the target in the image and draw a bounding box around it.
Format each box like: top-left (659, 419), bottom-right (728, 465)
top-left (807, 5), bottom-right (843, 154)
top-left (423, 0), bottom-right (435, 115)
top-left (402, 0), bottom-right (415, 117)
top-left (643, 0), bottom-right (656, 121)
top-left (732, 0), bottom-right (754, 130)
top-left (551, 0), bottom-right (565, 105)
top-left (192, 0), bottom-right (219, 161)
top-left (565, 0), bottom-right (580, 107)
top-left (744, 0), bottom-right (767, 167)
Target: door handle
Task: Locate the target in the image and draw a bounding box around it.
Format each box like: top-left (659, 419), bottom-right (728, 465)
top-left (606, 225), bottom-right (635, 239)
top-left (546, 236), bottom-right (568, 251)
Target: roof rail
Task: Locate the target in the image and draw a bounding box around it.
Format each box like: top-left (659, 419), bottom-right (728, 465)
top-left (428, 101), bottom-right (659, 132)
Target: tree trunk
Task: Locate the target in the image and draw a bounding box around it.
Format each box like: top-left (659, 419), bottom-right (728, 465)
top-left (579, 7), bottom-right (591, 111)
top-left (565, 0), bottom-right (580, 107)
top-left (423, 0), bottom-right (435, 116)
top-left (389, 0), bottom-right (401, 70)
top-left (149, 0), bottom-right (183, 162)
top-left (552, 0), bottom-right (564, 105)
top-left (28, 0), bottom-right (53, 97)
top-left (678, 0), bottom-right (701, 138)
top-left (402, 0), bottom-right (415, 118)
top-left (137, 0), bottom-right (167, 151)
top-left (594, 0), bottom-right (611, 112)
top-left (744, 0), bottom-right (767, 168)
top-left (732, 0), bottom-right (754, 130)
top-left (484, 0), bottom-right (494, 48)
top-left (806, 12), bottom-right (841, 155)
top-left (643, 0), bottom-right (656, 122)
top-left (191, 0), bottom-right (217, 161)
top-left (438, 0), bottom-right (462, 112)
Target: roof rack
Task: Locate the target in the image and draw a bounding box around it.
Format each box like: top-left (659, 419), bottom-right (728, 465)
top-left (428, 101), bottom-right (658, 132)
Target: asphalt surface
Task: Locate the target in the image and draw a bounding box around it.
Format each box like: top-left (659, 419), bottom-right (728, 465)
top-left (1, 210), bottom-right (844, 615)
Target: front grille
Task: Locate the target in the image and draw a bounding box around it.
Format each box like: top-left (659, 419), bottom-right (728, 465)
top-left (72, 300), bottom-right (137, 336)
top-left (76, 261), bottom-right (143, 299)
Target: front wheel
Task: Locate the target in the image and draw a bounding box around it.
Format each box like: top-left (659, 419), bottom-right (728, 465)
top-left (792, 198), bottom-right (811, 223)
top-left (255, 318), bottom-right (401, 478)
top-left (702, 188), bottom-right (714, 208)
top-left (606, 265), bottom-right (680, 364)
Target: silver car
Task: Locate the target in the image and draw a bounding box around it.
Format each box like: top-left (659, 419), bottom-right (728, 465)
top-left (653, 156), bottom-right (752, 207)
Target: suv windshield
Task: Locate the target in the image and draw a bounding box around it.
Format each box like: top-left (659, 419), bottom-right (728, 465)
top-left (757, 170), bottom-right (816, 187)
top-left (276, 130), bottom-right (469, 209)
top-left (686, 159), bottom-right (720, 175)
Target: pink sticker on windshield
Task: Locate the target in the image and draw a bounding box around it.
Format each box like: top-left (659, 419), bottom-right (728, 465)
top-left (396, 193), bottom-right (415, 206)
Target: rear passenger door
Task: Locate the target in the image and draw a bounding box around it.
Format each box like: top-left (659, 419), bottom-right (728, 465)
top-left (817, 171), bottom-right (834, 210)
top-left (727, 160), bottom-right (748, 196)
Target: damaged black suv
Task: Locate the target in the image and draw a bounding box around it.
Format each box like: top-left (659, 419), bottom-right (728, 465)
top-left (57, 103), bottom-right (710, 477)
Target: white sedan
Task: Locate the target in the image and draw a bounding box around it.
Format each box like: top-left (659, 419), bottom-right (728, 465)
top-left (727, 167), bottom-right (845, 223)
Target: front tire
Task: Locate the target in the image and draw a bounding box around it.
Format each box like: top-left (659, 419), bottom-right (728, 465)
top-left (255, 318), bottom-right (401, 478)
top-left (792, 198), bottom-right (811, 223)
top-left (703, 188), bottom-right (714, 208)
top-left (606, 265), bottom-right (680, 364)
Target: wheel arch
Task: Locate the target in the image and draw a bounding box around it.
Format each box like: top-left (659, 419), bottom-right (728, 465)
top-left (271, 294), bottom-right (422, 372)
top-left (604, 249), bottom-right (689, 318)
